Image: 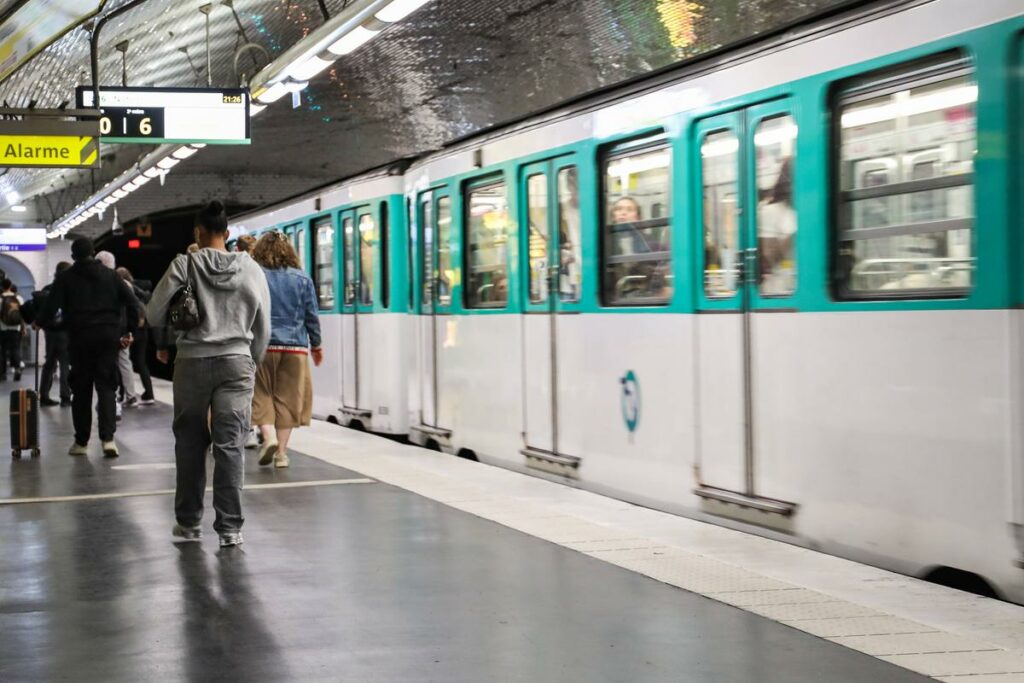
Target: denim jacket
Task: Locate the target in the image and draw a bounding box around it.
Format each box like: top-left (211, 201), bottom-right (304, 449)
top-left (263, 267), bottom-right (321, 349)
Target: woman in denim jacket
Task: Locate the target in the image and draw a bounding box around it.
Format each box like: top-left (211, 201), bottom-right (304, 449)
top-left (251, 232), bottom-right (323, 468)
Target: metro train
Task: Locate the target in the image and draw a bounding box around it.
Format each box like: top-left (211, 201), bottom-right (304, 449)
top-left (231, 0), bottom-right (1024, 601)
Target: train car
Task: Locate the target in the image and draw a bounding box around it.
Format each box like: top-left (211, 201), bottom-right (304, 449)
top-left (401, 0), bottom-right (1024, 601)
top-left (231, 167), bottom-right (411, 435)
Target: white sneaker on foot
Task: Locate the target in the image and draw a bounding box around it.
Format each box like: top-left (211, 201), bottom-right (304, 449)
top-left (245, 428), bottom-right (259, 449)
top-left (102, 440), bottom-right (119, 458)
top-left (274, 452), bottom-right (289, 468)
top-left (68, 442), bottom-right (87, 456)
top-left (172, 524), bottom-right (202, 542)
top-left (257, 441), bottom-right (278, 466)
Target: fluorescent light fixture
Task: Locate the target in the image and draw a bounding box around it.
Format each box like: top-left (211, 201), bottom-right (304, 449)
top-left (754, 124), bottom-right (798, 148)
top-left (172, 146), bottom-right (198, 160)
top-left (191, 143), bottom-right (207, 149)
top-left (285, 54), bottom-right (335, 82)
top-left (112, 189), bottom-right (128, 199)
top-left (376, 0), bottom-right (431, 22)
top-left (11, 204), bottom-right (28, 213)
top-left (701, 136), bottom-right (740, 159)
top-left (5, 190), bottom-right (20, 205)
top-left (249, 102), bottom-right (267, 116)
top-left (327, 25), bottom-right (379, 56)
top-left (842, 85), bottom-right (977, 128)
top-left (255, 81), bottom-right (290, 104)
top-left (132, 175), bottom-right (152, 188)
top-left (142, 167), bottom-right (162, 179)
top-left (157, 157), bottom-right (180, 170)
top-left (283, 79), bottom-right (308, 94)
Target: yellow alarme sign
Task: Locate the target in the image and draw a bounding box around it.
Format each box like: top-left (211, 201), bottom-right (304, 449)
top-left (0, 135), bottom-right (98, 168)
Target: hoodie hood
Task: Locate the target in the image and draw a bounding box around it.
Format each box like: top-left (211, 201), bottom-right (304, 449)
top-left (189, 248), bottom-right (248, 290)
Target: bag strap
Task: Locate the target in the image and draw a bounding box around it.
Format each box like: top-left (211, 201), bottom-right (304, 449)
top-left (184, 252), bottom-right (197, 292)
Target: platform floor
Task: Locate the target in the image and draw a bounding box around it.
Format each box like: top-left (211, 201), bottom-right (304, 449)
top-left (0, 379), bottom-right (1021, 682)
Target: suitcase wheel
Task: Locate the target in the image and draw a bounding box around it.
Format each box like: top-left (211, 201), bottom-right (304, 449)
top-left (11, 449), bottom-right (20, 459)
top-left (30, 448), bottom-right (40, 458)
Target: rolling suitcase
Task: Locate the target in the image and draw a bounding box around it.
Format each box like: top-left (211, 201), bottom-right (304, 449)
top-left (10, 330), bottom-right (40, 458)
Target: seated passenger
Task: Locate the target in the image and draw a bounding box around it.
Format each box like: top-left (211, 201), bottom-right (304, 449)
top-left (250, 232), bottom-right (323, 469)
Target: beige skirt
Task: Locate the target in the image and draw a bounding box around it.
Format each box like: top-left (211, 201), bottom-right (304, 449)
top-left (252, 350), bottom-right (313, 429)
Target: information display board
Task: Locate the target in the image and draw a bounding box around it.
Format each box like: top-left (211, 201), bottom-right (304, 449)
top-left (76, 87), bottom-right (250, 145)
top-left (0, 228), bottom-right (46, 252)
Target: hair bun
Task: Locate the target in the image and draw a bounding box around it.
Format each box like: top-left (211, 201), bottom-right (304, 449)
top-left (207, 200), bottom-right (225, 214)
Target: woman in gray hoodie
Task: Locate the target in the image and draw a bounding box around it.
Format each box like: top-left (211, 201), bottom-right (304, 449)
top-left (146, 200), bottom-right (271, 548)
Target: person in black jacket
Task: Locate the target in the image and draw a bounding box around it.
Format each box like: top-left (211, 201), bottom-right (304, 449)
top-left (40, 238), bottom-right (142, 458)
top-left (23, 261), bottom-right (73, 407)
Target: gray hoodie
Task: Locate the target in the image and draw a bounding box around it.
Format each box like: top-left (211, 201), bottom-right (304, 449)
top-left (146, 248), bottom-right (270, 362)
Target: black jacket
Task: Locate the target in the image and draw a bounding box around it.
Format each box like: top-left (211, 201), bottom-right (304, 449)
top-left (40, 258), bottom-right (142, 336)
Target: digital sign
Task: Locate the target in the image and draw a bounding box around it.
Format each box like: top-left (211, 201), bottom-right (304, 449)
top-left (0, 228), bottom-right (46, 252)
top-left (75, 87), bottom-right (250, 145)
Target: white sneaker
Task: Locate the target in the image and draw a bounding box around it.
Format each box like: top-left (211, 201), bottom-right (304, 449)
top-left (102, 440), bottom-right (119, 458)
top-left (115, 401), bottom-right (123, 421)
top-left (245, 429), bottom-right (259, 449)
top-left (257, 441), bottom-right (278, 466)
top-left (68, 442), bottom-right (87, 456)
top-left (274, 452), bottom-right (289, 468)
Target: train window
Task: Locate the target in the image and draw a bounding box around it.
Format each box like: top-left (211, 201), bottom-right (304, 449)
top-left (359, 214), bottom-right (375, 305)
top-left (312, 216), bottom-right (335, 309)
top-left (527, 173), bottom-right (549, 303)
top-left (702, 130), bottom-right (740, 298)
top-left (380, 201), bottom-right (390, 309)
top-left (557, 167), bottom-right (581, 302)
top-left (465, 180), bottom-right (509, 308)
top-left (755, 115), bottom-right (797, 297)
top-left (295, 227), bottom-right (307, 273)
top-left (835, 58), bottom-right (975, 297)
top-left (602, 137), bottom-right (671, 305)
top-left (420, 196), bottom-right (433, 307)
top-left (343, 216), bottom-right (355, 305)
top-left (407, 197), bottom-right (414, 310)
top-left (436, 196), bottom-right (452, 307)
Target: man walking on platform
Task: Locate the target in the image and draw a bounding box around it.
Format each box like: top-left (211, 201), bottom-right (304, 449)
top-left (0, 279), bottom-right (25, 381)
top-left (24, 262), bottom-right (73, 406)
top-left (147, 200), bottom-right (270, 548)
top-left (41, 238), bottom-right (141, 458)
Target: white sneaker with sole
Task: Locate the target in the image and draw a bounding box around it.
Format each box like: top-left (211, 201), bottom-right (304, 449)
top-left (68, 442), bottom-right (87, 456)
top-left (257, 441), bottom-right (278, 466)
top-left (219, 532), bottom-right (243, 548)
top-left (102, 440), bottom-right (119, 458)
top-left (274, 452), bottom-right (289, 468)
top-left (172, 524), bottom-right (202, 542)
top-left (245, 428), bottom-right (259, 449)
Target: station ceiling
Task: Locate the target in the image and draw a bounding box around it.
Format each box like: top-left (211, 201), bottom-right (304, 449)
top-left (0, 0), bottom-right (854, 237)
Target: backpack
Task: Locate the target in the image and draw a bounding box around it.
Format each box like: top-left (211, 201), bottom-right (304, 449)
top-left (1, 295), bottom-right (22, 326)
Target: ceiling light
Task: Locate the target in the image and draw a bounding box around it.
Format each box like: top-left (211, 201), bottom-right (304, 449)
top-left (11, 204), bottom-right (27, 213)
top-left (284, 54), bottom-right (335, 82)
top-left (132, 175), bottom-right (152, 188)
top-left (191, 143), bottom-right (206, 149)
top-left (376, 0), bottom-right (432, 22)
top-left (5, 190), bottom-right (20, 205)
top-left (157, 157), bottom-right (180, 170)
top-left (250, 102), bottom-right (267, 116)
top-left (112, 189), bottom-right (128, 199)
top-left (255, 81), bottom-right (289, 104)
top-left (142, 167), bottom-right (162, 179)
top-left (327, 25), bottom-right (380, 56)
top-left (283, 79), bottom-right (308, 94)
top-left (172, 146), bottom-right (198, 160)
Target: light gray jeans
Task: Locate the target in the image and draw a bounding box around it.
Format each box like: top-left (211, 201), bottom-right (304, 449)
top-left (172, 354), bottom-right (256, 534)
top-left (118, 346), bottom-right (138, 401)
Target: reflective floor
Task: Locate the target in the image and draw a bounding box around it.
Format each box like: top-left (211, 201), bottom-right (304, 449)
top-left (0, 381), bottom-right (931, 682)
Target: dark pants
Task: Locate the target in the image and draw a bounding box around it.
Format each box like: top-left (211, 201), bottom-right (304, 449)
top-left (130, 328), bottom-right (154, 400)
top-left (69, 329), bottom-right (121, 444)
top-left (40, 330), bottom-right (71, 402)
top-left (173, 355), bottom-right (255, 534)
top-left (0, 329), bottom-right (22, 376)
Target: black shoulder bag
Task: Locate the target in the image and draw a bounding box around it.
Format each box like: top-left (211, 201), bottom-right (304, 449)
top-left (168, 254), bottom-right (202, 332)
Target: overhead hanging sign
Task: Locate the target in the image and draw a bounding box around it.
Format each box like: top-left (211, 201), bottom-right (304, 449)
top-left (0, 0), bottom-right (105, 85)
top-left (76, 86), bottom-right (251, 145)
top-left (0, 228), bottom-right (46, 252)
top-left (0, 116), bottom-right (99, 168)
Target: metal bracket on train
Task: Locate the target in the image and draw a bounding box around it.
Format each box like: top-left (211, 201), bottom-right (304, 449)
top-left (339, 406), bottom-right (373, 420)
top-left (693, 485), bottom-right (798, 517)
top-left (411, 424), bottom-right (452, 440)
top-left (521, 448), bottom-right (581, 478)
